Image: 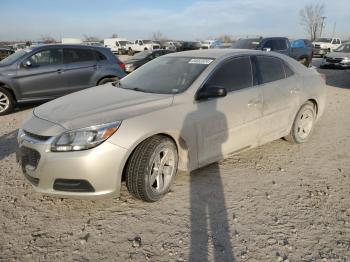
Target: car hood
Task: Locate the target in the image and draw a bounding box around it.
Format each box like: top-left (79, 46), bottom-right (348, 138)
top-left (33, 84), bottom-right (173, 130)
top-left (326, 52), bottom-right (350, 58)
top-left (313, 42), bottom-right (330, 45)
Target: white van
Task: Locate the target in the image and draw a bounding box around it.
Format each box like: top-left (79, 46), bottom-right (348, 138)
top-left (104, 38), bottom-right (129, 54)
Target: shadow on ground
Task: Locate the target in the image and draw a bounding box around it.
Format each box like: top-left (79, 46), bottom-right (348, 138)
top-left (0, 129), bottom-right (18, 161)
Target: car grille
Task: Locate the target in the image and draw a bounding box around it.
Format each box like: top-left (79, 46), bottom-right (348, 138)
top-left (23, 130), bottom-right (51, 142)
top-left (313, 44), bottom-right (320, 49)
top-left (326, 58), bottom-right (343, 63)
top-left (19, 146), bottom-right (41, 172)
top-left (153, 45), bottom-right (160, 50)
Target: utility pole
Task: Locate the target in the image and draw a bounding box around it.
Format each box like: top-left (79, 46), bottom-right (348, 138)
top-left (320, 16), bottom-right (327, 38)
top-left (332, 22), bottom-right (337, 37)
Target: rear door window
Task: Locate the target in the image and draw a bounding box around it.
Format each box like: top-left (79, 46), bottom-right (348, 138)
top-left (29, 48), bottom-right (63, 66)
top-left (64, 48), bottom-right (95, 63)
top-left (256, 56), bottom-right (285, 84)
top-left (206, 56), bottom-right (253, 92)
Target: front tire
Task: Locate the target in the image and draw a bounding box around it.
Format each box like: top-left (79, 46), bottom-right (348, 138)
top-left (285, 102), bottom-right (316, 144)
top-left (126, 135), bottom-right (178, 202)
top-left (0, 87), bottom-right (14, 116)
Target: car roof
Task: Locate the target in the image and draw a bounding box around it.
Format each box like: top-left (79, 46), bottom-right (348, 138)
top-left (30, 44), bottom-right (109, 51)
top-left (167, 49), bottom-right (268, 59)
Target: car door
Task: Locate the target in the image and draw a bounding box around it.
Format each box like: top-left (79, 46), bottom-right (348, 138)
top-left (195, 56), bottom-right (263, 166)
top-left (15, 47), bottom-right (65, 99)
top-left (255, 55), bottom-right (301, 144)
top-left (61, 47), bottom-right (98, 94)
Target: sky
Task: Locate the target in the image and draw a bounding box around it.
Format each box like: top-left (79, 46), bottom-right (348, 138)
top-left (0, 0), bottom-right (349, 41)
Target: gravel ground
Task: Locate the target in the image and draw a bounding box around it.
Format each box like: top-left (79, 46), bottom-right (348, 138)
top-left (0, 61), bottom-right (350, 261)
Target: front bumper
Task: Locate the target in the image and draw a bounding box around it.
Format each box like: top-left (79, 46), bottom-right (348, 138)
top-left (313, 48), bottom-right (328, 55)
top-left (17, 129), bottom-right (128, 198)
top-left (321, 60), bottom-right (350, 69)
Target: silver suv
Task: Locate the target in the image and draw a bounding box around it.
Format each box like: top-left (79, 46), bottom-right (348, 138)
top-left (0, 44), bottom-right (126, 115)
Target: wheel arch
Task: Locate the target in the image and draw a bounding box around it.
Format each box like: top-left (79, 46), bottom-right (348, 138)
top-left (96, 75), bottom-right (118, 85)
top-left (0, 82), bottom-right (17, 101)
top-left (307, 98), bottom-right (318, 116)
top-left (121, 132), bottom-right (190, 181)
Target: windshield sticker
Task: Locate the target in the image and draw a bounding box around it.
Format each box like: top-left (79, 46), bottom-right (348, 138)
top-left (189, 59), bottom-right (213, 65)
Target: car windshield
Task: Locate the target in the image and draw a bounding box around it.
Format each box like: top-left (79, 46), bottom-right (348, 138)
top-left (334, 43), bottom-right (350, 53)
top-left (0, 49), bottom-right (30, 66)
top-left (232, 38), bottom-right (261, 49)
top-left (119, 57), bottom-right (212, 94)
top-left (315, 38), bottom-right (332, 43)
top-left (119, 41), bottom-right (128, 46)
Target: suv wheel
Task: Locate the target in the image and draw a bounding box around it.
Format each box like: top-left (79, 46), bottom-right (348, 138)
top-left (285, 102), bottom-right (315, 144)
top-left (0, 87), bottom-right (14, 116)
top-left (126, 135), bottom-right (178, 202)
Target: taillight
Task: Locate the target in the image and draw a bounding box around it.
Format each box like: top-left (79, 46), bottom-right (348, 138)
top-left (118, 61), bottom-right (125, 71)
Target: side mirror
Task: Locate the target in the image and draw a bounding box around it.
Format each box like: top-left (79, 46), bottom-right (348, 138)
top-left (262, 47), bottom-right (271, 52)
top-left (23, 60), bottom-right (32, 68)
top-left (196, 86), bottom-right (227, 100)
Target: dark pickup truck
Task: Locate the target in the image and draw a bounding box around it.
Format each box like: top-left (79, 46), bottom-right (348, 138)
top-left (232, 37), bottom-right (313, 67)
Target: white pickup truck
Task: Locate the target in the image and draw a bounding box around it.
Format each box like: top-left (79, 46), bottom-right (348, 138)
top-left (312, 37), bottom-right (342, 56)
top-left (126, 40), bottom-right (161, 55)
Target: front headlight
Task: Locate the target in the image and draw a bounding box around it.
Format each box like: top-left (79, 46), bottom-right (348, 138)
top-left (51, 121), bottom-right (121, 152)
top-left (342, 57), bottom-right (350, 63)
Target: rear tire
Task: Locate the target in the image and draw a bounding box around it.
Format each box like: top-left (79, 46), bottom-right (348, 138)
top-left (285, 102), bottom-right (315, 144)
top-left (126, 135), bottom-right (178, 202)
top-left (98, 77), bottom-right (118, 85)
top-left (0, 87), bottom-right (14, 116)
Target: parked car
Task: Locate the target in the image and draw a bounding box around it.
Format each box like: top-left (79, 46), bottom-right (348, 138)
top-left (180, 41), bottom-right (202, 51)
top-left (124, 49), bottom-right (174, 73)
top-left (201, 40), bottom-right (221, 49)
top-left (0, 44), bottom-right (126, 115)
top-left (231, 38), bottom-right (262, 49)
top-left (321, 42), bottom-right (350, 69)
top-left (162, 41), bottom-right (177, 52)
top-left (0, 48), bottom-right (14, 61)
top-left (17, 49), bottom-right (326, 202)
top-left (104, 38), bottom-right (129, 55)
top-left (232, 37), bottom-right (313, 66)
top-left (289, 39), bottom-right (314, 66)
top-left (312, 37), bottom-right (342, 57)
top-left (126, 40), bottom-right (161, 55)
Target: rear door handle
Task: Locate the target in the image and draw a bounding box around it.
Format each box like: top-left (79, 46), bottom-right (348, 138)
top-left (290, 87), bottom-right (301, 94)
top-left (247, 99), bottom-right (262, 107)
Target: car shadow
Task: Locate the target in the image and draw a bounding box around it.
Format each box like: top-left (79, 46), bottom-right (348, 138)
top-left (180, 99), bottom-right (235, 261)
top-left (0, 129), bottom-right (18, 161)
top-left (13, 101), bottom-right (45, 114)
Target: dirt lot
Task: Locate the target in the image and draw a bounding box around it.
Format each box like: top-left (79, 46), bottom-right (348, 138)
top-left (0, 62), bottom-right (350, 261)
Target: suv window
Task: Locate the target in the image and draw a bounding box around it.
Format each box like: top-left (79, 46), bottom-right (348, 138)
top-left (276, 39), bottom-right (288, 50)
top-left (29, 48), bottom-right (63, 66)
top-left (257, 56), bottom-right (285, 84)
top-left (64, 48), bottom-right (95, 63)
top-left (206, 56), bottom-right (253, 92)
top-left (94, 50), bottom-right (107, 61)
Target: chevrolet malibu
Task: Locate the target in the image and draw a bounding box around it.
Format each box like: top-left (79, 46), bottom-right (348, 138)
top-left (17, 49), bottom-right (326, 202)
